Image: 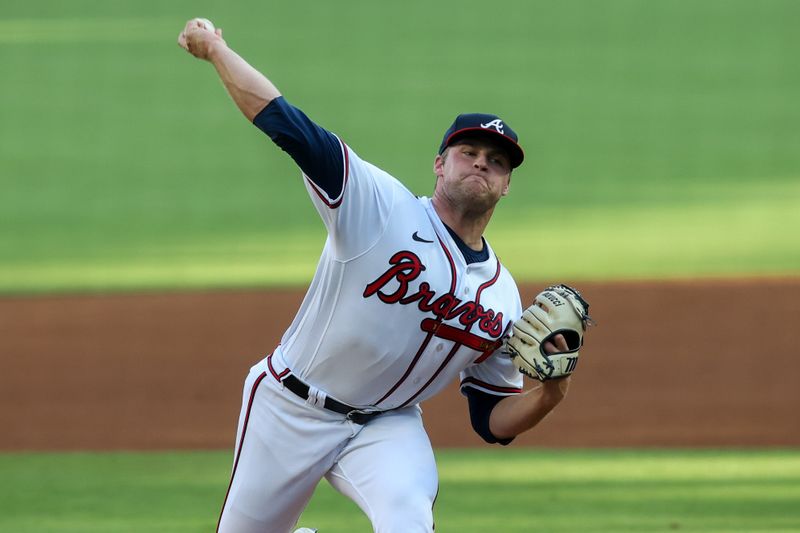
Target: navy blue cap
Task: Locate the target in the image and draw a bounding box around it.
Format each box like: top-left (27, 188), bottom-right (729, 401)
top-left (438, 113), bottom-right (524, 169)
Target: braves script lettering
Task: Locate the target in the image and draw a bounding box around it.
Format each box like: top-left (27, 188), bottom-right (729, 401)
top-left (363, 251), bottom-right (504, 338)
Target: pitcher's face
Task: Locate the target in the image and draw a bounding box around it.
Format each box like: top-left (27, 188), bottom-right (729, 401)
top-left (434, 138), bottom-right (511, 214)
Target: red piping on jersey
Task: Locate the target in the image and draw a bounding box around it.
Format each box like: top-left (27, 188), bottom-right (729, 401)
top-left (469, 259), bottom-right (503, 363)
top-left (267, 353), bottom-right (289, 382)
top-left (374, 329), bottom-right (435, 405)
top-left (470, 260), bottom-right (501, 332)
top-left (432, 485), bottom-right (439, 531)
top-left (217, 370), bottom-right (268, 532)
top-left (438, 236), bottom-right (457, 294)
top-left (399, 343), bottom-right (462, 408)
top-left (460, 376), bottom-right (522, 394)
top-left (373, 236), bottom-right (457, 406)
top-left (400, 256), bottom-right (505, 405)
top-left (304, 138), bottom-right (350, 209)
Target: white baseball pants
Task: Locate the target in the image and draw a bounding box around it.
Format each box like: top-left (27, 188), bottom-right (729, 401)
top-left (217, 362), bottom-right (439, 533)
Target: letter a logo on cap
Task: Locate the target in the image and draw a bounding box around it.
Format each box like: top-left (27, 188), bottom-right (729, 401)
top-left (480, 119), bottom-right (504, 133)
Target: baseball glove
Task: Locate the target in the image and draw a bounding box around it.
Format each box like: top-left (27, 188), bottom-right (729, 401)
top-left (505, 284), bottom-right (594, 381)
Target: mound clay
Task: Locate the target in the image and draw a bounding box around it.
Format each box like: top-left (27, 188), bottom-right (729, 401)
top-left (2, 278), bottom-right (799, 450)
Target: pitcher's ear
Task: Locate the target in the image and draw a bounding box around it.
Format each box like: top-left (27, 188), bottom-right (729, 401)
top-left (433, 154), bottom-right (445, 179)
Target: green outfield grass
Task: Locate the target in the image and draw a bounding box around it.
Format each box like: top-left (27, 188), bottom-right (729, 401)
top-left (0, 449), bottom-right (798, 532)
top-left (2, 0), bottom-right (799, 293)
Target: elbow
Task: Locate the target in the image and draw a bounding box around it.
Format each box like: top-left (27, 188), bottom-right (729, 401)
top-left (471, 411), bottom-right (512, 445)
top-left (247, 99), bottom-right (274, 124)
top-left (465, 388), bottom-right (514, 445)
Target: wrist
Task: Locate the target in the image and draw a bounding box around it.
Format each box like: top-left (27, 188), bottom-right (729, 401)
top-left (206, 38), bottom-right (227, 62)
top-left (540, 377), bottom-right (570, 407)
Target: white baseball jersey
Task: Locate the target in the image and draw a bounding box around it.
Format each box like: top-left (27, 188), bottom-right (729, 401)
top-left (266, 139), bottom-right (524, 409)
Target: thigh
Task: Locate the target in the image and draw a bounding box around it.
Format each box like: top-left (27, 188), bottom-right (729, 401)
top-left (325, 407), bottom-right (439, 533)
top-left (218, 365), bottom-right (356, 533)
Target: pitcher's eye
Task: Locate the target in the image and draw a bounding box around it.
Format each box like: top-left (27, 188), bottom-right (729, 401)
top-left (491, 157), bottom-right (509, 169)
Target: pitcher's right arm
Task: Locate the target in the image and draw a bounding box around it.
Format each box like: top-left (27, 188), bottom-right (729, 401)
top-left (178, 18), bottom-right (280, 121)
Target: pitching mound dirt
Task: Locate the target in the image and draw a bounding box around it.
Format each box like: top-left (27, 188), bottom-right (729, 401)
top-left (1, 278), bottom-right (798, 450)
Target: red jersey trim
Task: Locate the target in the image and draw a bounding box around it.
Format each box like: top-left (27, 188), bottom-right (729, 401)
top-left (468, 259), bottom-right (501, 332)
top-left (474, 260), bottom-right (501, 309)
top-left (374, 329), bottom-right (435, 405)
top-left (394, 244), bottom-right (505, 406)
top-left (373, 236), bottom-right (458, 406)
top-left (438, 236), bottom-right (457, 294)
top-left (267, 353), bottom-right (289, 382)
top-left (304, 137), bottom-right (350, 209)
top-left (216, 370), bottom-right (268, 532)
top-left (399, 343), bottom-right (462, 408)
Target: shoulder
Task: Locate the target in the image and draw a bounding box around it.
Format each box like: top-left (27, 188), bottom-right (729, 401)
top-left (346, 148), bottom-right (417, 197)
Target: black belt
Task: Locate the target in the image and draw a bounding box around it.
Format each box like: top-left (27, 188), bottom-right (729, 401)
top-left (282, 374), bottom-right (384, 425)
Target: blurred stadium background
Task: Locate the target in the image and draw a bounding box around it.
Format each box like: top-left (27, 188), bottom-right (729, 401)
top-left (2, 0), bottom-right (798, 291)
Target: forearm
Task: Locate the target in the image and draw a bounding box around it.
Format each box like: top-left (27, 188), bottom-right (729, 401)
top-left (207, 41), bottom-right (281, 122)
top-left (489, 377), bottom-right (570, 439)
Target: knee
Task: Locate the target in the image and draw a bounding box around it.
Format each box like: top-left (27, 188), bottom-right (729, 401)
top-left (372, 492), bottom-right (435, 533)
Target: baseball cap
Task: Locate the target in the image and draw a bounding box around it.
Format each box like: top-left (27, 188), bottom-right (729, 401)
top-left (438, 113), bottom-right (524, 169)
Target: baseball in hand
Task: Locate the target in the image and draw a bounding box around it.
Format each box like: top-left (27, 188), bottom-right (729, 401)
top-left (197, 18), bottom-right (215, 32)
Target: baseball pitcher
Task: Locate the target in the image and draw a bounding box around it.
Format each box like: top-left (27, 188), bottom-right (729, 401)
top-left (178, 18), bottom-right (593, 533)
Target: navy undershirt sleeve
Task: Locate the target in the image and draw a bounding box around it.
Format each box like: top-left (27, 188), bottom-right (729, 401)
top-left (464, 387), bottom-right (514, 445)
top-left (252, 96), bottom-right (345, 200)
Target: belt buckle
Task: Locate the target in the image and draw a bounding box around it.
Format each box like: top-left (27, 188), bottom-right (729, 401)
top-left (346, 409), bottom-right (381, 425)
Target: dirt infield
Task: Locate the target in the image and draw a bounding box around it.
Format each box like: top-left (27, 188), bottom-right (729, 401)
top-left (2, 278), bottom-right (799, 451)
